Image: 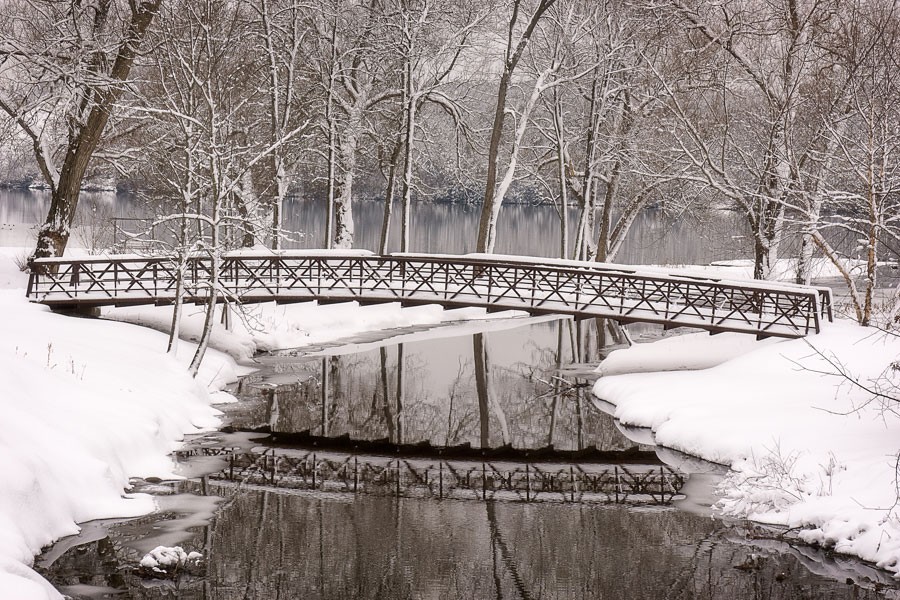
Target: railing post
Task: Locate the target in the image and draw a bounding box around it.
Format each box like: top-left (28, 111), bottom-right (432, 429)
top-left (614, 466), bottom-right (620, 503)
top-left (526, 463), bottom-right (531, 502)
top-left (570, 466), bottom-right (576, 502)
top-left (271, 452), bottom-right (277, 486)
top-left (659, 466), bottom-right (664, 503)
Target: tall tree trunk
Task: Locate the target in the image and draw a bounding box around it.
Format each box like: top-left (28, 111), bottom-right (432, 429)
top-left (476, 0), bottom-right (557, 253)
top-left (324, 15), bottom-right (339, 250)
top-left (30, 0), bottom-right (161, 265)
top-left (400, 80), bottom-right (416, 253)
top-left (595, 160), bottom-right (621, 262)
top-left (552, 95), bottom-right (569, 259)
top-left (188, 250), bottom-right (218, 377)
top-left (333, 128), bottom-right (358, 249)
top-left (167, 257), bottom-right (185, 355)
top-left (379, 140), bottom-right (403, 254)
top-left (477, 62), bottom-right (514, 254)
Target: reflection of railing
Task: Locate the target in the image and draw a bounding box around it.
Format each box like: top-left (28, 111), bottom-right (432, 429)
top-left (176, 447), bottom-right (686, 505)
top-left (28, 252), bottom-right (832, 337)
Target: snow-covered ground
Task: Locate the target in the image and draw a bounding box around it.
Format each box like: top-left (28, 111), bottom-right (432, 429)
top-left (0, 248), bottom-right (241, 598)
top-left (593, 324), bottom-right (900, 576)
top-left (0, 247), bottom-right (517, 598)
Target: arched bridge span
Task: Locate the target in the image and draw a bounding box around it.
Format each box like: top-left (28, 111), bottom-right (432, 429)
top-left (27, 251), bottom-right (832, 339)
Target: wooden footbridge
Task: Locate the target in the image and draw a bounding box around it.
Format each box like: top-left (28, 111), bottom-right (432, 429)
top-left (27, 251), bottom-right (832, 338)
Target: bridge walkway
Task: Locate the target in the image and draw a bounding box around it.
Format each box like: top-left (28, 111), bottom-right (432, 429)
top-left (27, 251), bottom-right (833, 339)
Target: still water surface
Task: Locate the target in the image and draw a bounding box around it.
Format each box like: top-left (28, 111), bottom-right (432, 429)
top-left (0, 188), bottom-right (751, 264)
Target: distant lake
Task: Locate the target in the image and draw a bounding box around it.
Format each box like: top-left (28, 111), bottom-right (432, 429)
top-left (1, 188), bottom-right (752, 266)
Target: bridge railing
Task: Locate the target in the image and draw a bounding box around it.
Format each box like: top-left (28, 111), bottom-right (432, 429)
top-left (27, 251), bottom-right (831, 338)
top-left (176, 446), bottom-right (685, 505)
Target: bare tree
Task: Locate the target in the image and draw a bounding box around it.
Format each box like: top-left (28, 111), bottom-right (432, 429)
top-left (0, 0), bottom-right (161, 265)
top-left (307, 1), bottom-right (398, 249)
top-left (812, 3), bottom-right (900, 324)
top-left (656, 0), bottom-right (838, 279)
top-left (476, 0), bottom-right (558, 253)
top-left (530, 0), bottom-right (668, 262)
top-left (133, 0), bottom-right (306, 372)
top-left (251, 0), bottom-right (313, 249)
top-left (387, 0), bottom-right (484, 252)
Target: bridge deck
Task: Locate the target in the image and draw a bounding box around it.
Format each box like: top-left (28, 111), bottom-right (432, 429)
top-left (27, 251), bottom-right (832, 338)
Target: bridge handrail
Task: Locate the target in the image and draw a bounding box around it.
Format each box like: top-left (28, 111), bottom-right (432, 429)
top-left (30, 250), bottom-right (832, 297)
top-left (27, 251), bottom-right (832, 337)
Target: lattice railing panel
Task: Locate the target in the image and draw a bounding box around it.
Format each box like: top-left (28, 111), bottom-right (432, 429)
top-left (182, 447), bottom-right (686, 505)
top-left (27, 252), bottom-right (830, 338)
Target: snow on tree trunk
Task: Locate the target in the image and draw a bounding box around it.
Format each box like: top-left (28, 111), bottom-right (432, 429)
top-left (27, 0), bottom-right (161, 265)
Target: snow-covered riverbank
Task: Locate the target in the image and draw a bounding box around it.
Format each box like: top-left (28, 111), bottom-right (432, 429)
top-left (594, 324), bottom-right (900, 577)
top-left (0, 248), bottom-right (511, 598)
top-left (0, 249), bottom-right (242, 598)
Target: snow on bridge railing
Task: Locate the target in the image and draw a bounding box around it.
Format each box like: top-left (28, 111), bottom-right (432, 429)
top-left (26, 251), bottom-right (833, 338)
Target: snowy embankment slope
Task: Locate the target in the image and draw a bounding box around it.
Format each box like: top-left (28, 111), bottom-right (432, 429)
top-left (0, 249), bottom-right (241, 599)
top-left (0, 248), bottom-right (512, 598)
top-left (593, 324), bottom-right (900, 576)
top-left (103, 292), bottom-right (509, 362)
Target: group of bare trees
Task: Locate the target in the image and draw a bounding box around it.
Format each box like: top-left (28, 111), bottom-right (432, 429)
top-left (2, 0), bottom-right (898, 325)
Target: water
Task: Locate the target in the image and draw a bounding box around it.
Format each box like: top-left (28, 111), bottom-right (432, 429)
top-left (0, 188), bottom-right (751, 264)
top-left (39, 484), bottom-right (897, 599)
top-left (5, 188), bottom-right (896, 597)
top-left (237, 318), bottom-right (618, 451)
top-left (35, 319), bottom-right (900, 598)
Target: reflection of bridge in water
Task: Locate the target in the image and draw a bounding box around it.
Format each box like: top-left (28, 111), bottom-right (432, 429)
top-left (28, 251), bottom-right (832, 338)
top-left (176, 444), bottom-right (686, 505)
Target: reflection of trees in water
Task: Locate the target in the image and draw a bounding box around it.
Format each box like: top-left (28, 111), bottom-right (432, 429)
top-left (242, 319), bottom-right (641, 452)
top-left (192, 489), bottom-right (884, 600)
top-left (39, 478), bottom-right (892, 599)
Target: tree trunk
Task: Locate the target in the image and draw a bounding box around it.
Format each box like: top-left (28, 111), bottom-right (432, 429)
top-left (333, 129), bottom-right (358, 249)
top-left (595, 160), bottom-right (621, 263)
top-left (271, 160), bottom-right (287, 250)
top-left (400, 100), bottom-right (416, 252)
top-left (552, 96), bottom-right (569, 259)
top-left (476, 0), bottom-right (556, 253)
top-left (30, 0), bottom-right (161, 265)
top-left (167, 258), bottom-right (185, 355)
top-left (476, 64), bottom-right (513, 254)
top-left (379, 140), bottom-right (403, 254)
top-left (188, 252), bottom-right (218, 377)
